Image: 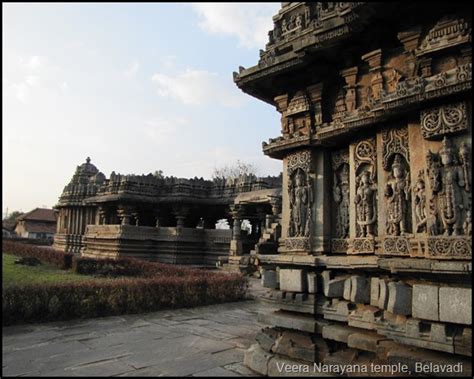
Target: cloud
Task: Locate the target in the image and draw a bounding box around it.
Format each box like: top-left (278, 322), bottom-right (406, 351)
top-left (151, 68), bottom-right (245, 107)
top-left (21, 55), bottom-right (45, 70)
top-left (144, 116), bottom-right (188, 144)
top-left (159, 55), bottom-right (178, 70)
top-left (4, 54), bottom-right (65, 104)
top-left (124, 60), bottom-right (140, 76)
top-left (190, 3), bottom-right (279, 49)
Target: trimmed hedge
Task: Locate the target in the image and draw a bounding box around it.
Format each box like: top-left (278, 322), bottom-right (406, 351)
top-left (2, 240), bottom-right (72, 269)
top-left (73, 256), bottom-right (205, 278)
top-left (3, 240), bottom-right (247, 325)
top-left (3, 274), bottom-right (246, 326)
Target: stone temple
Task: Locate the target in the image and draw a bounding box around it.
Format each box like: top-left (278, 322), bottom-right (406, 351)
top-left (52, 2), bottom-right (472, 375)
top-left (232, 2), bottom-right (471, 376)
top-left (53, 157), bottom-right (281, 266)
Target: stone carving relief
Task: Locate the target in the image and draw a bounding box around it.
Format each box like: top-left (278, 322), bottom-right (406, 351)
top-left (354, 139), bottom-right (377, 239)
top-left (286, 150), bottom-right (313, 251)
top-left (385, 154), bottom-right (411, 236)
top-left (426, 138), bottom-right (471, 236)
top-left (424, 138), bottom-right (472, 260)
top-left (413, 170), bottom-right (428, 233)
top-left (382, 128), bottom-right (411, 236)
top-left (416, 17), bottom-right (471, 56)
top-left (332, 148), bottom-right (350, 254)
top-left (382, 127), bottom-right (410, 170)
top-left (420, 102), bottom-right (468, 139)
top-left (333, 160), bottom-right (350, 238)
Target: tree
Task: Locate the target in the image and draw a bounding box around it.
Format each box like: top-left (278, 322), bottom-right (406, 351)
top-left (153, 170), bottom-right (164, 178)
top-left (3, 210), bottom-right (23, 230)
top-left (212, 160), bottom-right (258, 180)
top-left (3, 211), bottom-right (23, 223)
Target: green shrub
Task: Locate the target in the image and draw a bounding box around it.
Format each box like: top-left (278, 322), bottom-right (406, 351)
top-left (2, 241), bottom-right (72, 269)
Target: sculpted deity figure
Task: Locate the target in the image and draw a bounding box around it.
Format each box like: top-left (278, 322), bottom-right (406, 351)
top-left (385, 155), bottom-right (410, 235)
top-left (289, 169), bottom-right (309, 237)
top-left (464, 210), bottom-right (472, 236)
top-left (354, 170), bottom-right (377, 237)
top-left (333, 164), bottom-right (350, 238)
top-left (413, 170), bottom-right (427, 233)
top-left (434, 138), bottom-right (467, 236)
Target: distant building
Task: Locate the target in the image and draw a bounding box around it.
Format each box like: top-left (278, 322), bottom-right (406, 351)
top-left (14, 208), bottom-right (57, 240)
top-left (2, 227), bottom-right (13, 238)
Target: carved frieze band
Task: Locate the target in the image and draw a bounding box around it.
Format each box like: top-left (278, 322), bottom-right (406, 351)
top-left (420, 102), bottom-right (468, 139)
top-left (349, 237), bottom-right (376, 254)
top-left (426, 236), bottom-right (471, 260)
top-left (380, 237), bottom-right (411, 256)
top-left (285, 237), bottom-right (311, 251)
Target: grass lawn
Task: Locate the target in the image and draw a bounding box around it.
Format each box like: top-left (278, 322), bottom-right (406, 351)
top-left (2, 253), bottom-right (95, 287)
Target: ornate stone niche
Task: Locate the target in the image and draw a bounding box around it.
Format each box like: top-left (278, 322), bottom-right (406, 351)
top-left (331, 149), bottom-right (350, 253)
top-left (380, 127), bottom-right (412, 256)
top-left (425, 137), bottom-right (472, 259)
top-left (285, 149), bottom-right (313, 253)
top-left (285, 91), bottom-right (313, 137)
top-left (420, 101), bottom-right (468, 139)
top-left (350, 138), bottom-right (378, 254)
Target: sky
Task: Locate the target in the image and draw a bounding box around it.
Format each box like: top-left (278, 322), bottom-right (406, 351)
top-left (2, 3), bottom-right (283, 215)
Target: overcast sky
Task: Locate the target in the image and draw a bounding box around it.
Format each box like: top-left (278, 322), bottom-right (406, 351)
top-left (3, 3), bottom-right (283, 215)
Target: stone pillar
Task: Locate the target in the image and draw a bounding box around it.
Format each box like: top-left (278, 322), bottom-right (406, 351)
top-left (117, 205), bottom-right (133, 226)
top-left (265, 214), bottom-right (273, 230)
top-left (229, 204), bottom-right (243, 256)
top-left (153, 209), bottom-right (161, 228)
top-left (172, 205), bottom-right (189, 229)
top-left (132, 210), bottom-right (140, 226)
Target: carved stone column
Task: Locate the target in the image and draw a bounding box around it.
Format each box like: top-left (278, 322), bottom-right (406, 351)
top-left (153, 209), bottom-right (162, 228)
top-left (97, 206), bottom-right (107, 225)
top-left (172, 205), bottom-right (189, 228)
top-left (117, 205), bottom-right (134, 226)
top-left (132, 211), bottom-right (140, 226)
top-left (229, 204), bottom-right (243, 256)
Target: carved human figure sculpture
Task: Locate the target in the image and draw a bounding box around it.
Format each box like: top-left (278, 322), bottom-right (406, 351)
top-left (413, 170), bottom-right (427, 233)
top-left (289, 169), bottom-right (309, 237)
top-left (333, 164), bottom-right (350, 238)
top-left (385, 154), bottom-right (410, 235)
top-left (355, 170), bottom-right (377, 237)
top-left (432, 138), bottom-right (468, 236)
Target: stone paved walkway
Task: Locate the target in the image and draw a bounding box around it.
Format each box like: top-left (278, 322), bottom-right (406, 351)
top-left (3, 298), bottom-right (273, 377)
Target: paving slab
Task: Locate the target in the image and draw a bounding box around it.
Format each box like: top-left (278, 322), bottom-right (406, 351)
top-left (2, 300), bottom-right (272, 377)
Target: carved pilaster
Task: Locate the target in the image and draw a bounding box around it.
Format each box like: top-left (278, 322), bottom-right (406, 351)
top-left (285, 150), bottom-right (314, 253)
top-left (362, 49), bottom-right (383, 101)
top-left (331, 148), bottom-right (350, 253)
top-left (340, 66), bottom-right (358, 112)
top-left (350, 137), bottom-right (377, 254)
top-left (307, 83), bottom-right (324, 127)
top-left (397, 27), bottom-right (422, 78)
